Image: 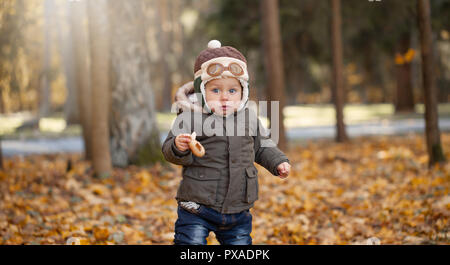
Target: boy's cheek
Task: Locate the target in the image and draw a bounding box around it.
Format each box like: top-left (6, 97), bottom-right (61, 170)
top-left (206, 100), bottom-right (221, 108)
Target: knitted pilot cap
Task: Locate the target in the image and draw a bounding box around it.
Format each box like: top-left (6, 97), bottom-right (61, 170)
top-left (192, 40), bottom-right (250, 115)
top-left (194, 41), bottom-right (247, 74)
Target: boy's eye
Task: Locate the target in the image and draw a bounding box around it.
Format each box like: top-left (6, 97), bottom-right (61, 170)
top-left (229, 89), bottom-right (236, 94)
top-left (212, 88), bottom-right (219, 93)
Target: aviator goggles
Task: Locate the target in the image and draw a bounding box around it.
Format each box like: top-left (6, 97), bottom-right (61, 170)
top-left (206, 62), bottom-right (244, 77)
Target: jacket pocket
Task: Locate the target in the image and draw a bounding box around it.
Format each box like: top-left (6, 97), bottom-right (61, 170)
top-left (178, 167), bottom-right (220, 205)
top-left (244, 166), bottom-right (259, 203)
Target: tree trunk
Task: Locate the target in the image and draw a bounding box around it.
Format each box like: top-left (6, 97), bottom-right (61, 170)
top-left (108, 0), bottom-right (162, 167)
top-left (39, 0), bottom-right (53, 118)
top-left (362, 40), bottom-right (373, 104)
top-left (0, 137), bottom-right (3, 170)
top-left (69, 0), bottom-right (93, 161)
top-left (87, 0), bottom-right (112, 177)
top-left (260, 0), bottom-right (288, 152)
top-left (417, 0), bottom-right (446, 166)
top-left (0, 87), bottom-right (4, 113)
top-left (395, 31), bottom-right (415, 113)
top-left (156, 0), bottom-right (173, 112)
top-left (170, 0), bottom-right (188, 83)
top-left (330, 0), bottom-right (349, 142)
top-left (58, 0), bottom-right (79, 125)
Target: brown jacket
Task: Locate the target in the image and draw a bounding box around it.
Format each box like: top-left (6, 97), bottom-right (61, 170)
top-left (162, 86), bottom-right (289, 214)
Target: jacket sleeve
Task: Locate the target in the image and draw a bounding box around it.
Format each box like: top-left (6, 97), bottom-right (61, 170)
top-left (161, 113), bottom-right (194, 166)
top-left (253, 118), bottom-right (290, 176)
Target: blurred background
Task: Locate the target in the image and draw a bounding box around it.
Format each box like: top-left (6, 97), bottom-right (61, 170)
top-left (0, 0), bottom-right (449, 246)
top-left (0, 0), bottom-right (449, 156)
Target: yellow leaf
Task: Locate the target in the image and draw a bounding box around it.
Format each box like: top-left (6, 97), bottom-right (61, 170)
top-left (93, 226), bottom-right (110, 241)
top-left (403, 49), bottom-right (415, 63)
top-left (395, 53), bottom-right (405, 65)
top-left (89, 184), bottom-right (109, 196)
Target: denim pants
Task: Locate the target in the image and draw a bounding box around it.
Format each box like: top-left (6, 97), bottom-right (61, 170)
top-left (174, 204), bottom-right (252, 245)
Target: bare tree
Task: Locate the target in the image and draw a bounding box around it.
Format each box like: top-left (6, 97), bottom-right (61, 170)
top-left (0, 137), bottom-right (3, 170)
top-left (87, 0), bottom-right (112, 176)
top-left (69, 0), bottom-right (92, 161)
top-left (395, 31), bottom-right (415, 113)
top-left (330, 0), bottom-right (348, 142)
top-left (108, 0), bottom-right (162, 167)
top-left (260, 0), bottom-right (288, 151)
top-left (57, 0), bottom-right (79, 124)
top-left (0, 91), bottom-right (3, 113)
top-left (417, 0), bottom-right (446, 166)
top-left (156, 0), bottom-right (173, 112)
top-left (170, 0), bottom-right (189, 83)
top-left (39, 0), bottom-right (53, 118)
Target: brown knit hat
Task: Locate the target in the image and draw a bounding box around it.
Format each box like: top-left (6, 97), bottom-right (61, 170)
top-left (192, 40), bottom-right (250, 114)
top-left (194, 45), bottom-right (247, 74)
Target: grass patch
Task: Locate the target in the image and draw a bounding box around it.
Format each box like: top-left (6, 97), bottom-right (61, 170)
top-left (1, 103), bottom-right (449, 139)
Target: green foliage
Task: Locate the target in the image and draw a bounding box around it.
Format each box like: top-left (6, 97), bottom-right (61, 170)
top-left (203, 0), bottom-right (261, 54)
top-left (199, 0), bottom-right (450, 104)
top-left (134, 129), bottom-right (166, 166)
top-left (430, 143), bottom-right (446, 166)
top-left (430, 0), bottom-right (450, 32)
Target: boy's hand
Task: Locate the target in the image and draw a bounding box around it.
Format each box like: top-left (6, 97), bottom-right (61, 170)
top-left (175, 133), bottom-right (192, 152)
top-left (277, 162), bottom-right (291, 179)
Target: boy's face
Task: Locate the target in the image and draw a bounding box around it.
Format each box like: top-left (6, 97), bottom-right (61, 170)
top-left (205, 77), bottom-right (242, 116)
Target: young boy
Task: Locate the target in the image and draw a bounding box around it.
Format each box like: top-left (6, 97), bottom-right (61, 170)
top-left (162, 40), bottom-right (291, 245)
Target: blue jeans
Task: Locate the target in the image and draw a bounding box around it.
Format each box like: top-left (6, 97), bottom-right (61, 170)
top-left (174, 204), bottom-right (252, 245)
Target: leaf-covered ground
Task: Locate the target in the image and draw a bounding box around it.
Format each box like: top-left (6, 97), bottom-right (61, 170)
top-left (0, 133), bottom-right (449, 245)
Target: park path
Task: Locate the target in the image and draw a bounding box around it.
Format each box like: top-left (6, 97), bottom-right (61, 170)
top-left (2, 118), bottom-right (450, 156)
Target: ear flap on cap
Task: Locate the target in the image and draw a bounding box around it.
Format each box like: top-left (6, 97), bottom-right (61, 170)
top-left (194, 76), bottom-right (210, 113)
top-left (194, 76), bottom-right (202, 94)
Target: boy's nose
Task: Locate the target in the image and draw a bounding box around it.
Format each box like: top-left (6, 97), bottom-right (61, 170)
top-left (220, 92), bottom-right (229, 100)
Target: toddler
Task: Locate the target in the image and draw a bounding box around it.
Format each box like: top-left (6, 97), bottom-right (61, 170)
top-left (162, 40), bottom-right (290, 245)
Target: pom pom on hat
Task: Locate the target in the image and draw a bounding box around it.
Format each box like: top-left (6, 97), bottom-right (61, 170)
top-left (207, 40), bottom-right (221, 49)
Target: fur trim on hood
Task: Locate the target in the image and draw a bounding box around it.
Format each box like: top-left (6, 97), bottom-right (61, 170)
top-left (173, 81), bottom-right (249, 116)
top-left (173, 81), bottom-right (206, 114)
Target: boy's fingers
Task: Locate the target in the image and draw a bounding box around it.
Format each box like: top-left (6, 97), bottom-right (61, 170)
top-left (177, 135), bottom-right (192, 142)
top-left (278, 163), bottom-right (290, 176)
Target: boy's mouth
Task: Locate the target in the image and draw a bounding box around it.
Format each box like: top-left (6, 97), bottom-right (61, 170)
top-left (210, 102), bottom-right (237, 114)
top-left (221, 105), bottom-right (236, 112)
